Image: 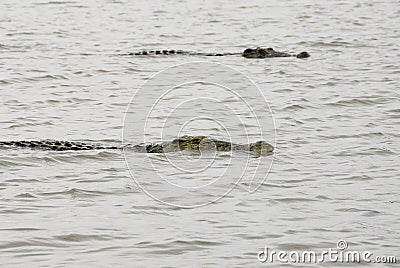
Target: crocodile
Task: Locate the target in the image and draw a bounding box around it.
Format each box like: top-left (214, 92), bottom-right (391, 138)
top-left (0, 135), bottom-right (274, 154)
top-left (124, 47), bottom-right (310, 59)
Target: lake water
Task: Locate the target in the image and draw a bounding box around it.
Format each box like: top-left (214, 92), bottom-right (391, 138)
top-left (0, 0), bottom-right (399, 267)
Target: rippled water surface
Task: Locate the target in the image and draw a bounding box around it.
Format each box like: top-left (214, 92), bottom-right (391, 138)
top-left (1, 0), bottom-right (399, 267)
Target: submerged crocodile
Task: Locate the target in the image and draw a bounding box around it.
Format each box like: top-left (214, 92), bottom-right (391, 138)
top-left (124, 47), bottom-right (310, 59)
top-left (0, 135), bottom-right (273, 154)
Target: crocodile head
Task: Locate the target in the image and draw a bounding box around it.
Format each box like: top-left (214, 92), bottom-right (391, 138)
top-left (242, 47), bottom-right (270, 58)
top-left (249, 141), bottom-right (274, 154)
top-left (296, 51), bottom-right (310, 58)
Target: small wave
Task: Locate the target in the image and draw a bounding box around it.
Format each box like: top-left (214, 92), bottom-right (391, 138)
top-left (271, 197), bottom-right (317, 204)
top-left (336, 174), bottom-right (374, 181)
top-left (318, 132), bottom-right (384, 139)
top-left (324, 98), bottom-right (387, 107)
top-left (136, 239), bottom-right (224, 255)
top-left (335, 207), bottom-right (380, 215)
top-left (5, 32), bottom-right (36, 36)
top-left (3, 75), bottom-right (68, 84)
top-left (0, 79), bottom-right (11, 84)
top-left (387, 108), bottom-right (400, 113)
top-left (0, 207), bottom-right (40, 214)
top-left (309, 41), bottom-right (371, 48)
top-left (0, 239), bottom-right (66, 250)
top-left (34, 1), bottom-right (77, 5)
top-left (53, 233), bottom-right (114, 242)
top-left (315, 195), bottom-right (332, 200)
top-left (0, 227), bottom-right (41, 232)
top-left (32, 74), bottom-right (68, 81)
top-left (331, 147), bottom-right (395, 156)
top-left (8, 121), bottom-right (54, 129)
top-left (282, 104), bottom-right (307, 111)
top-left (37, 188), bottom-right (112, 198)
top-left (14, 193), bottom-right (38, 199)
top-left (312, 41), bottom-right (352, 47)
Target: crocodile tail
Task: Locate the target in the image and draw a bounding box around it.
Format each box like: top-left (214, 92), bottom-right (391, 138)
top-left (0, 140), bottom-right (119, 151)
top-left (128, 50), bottom-right (229, 56)
top-left (129, 49), bottom-right (181, 55)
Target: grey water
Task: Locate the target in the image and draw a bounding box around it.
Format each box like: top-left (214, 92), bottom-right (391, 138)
top-left (0, 0), bottom-right (399, 267)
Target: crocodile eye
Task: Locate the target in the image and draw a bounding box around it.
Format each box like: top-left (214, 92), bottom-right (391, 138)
top-left (243, 48), bottom-right (253, 54)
